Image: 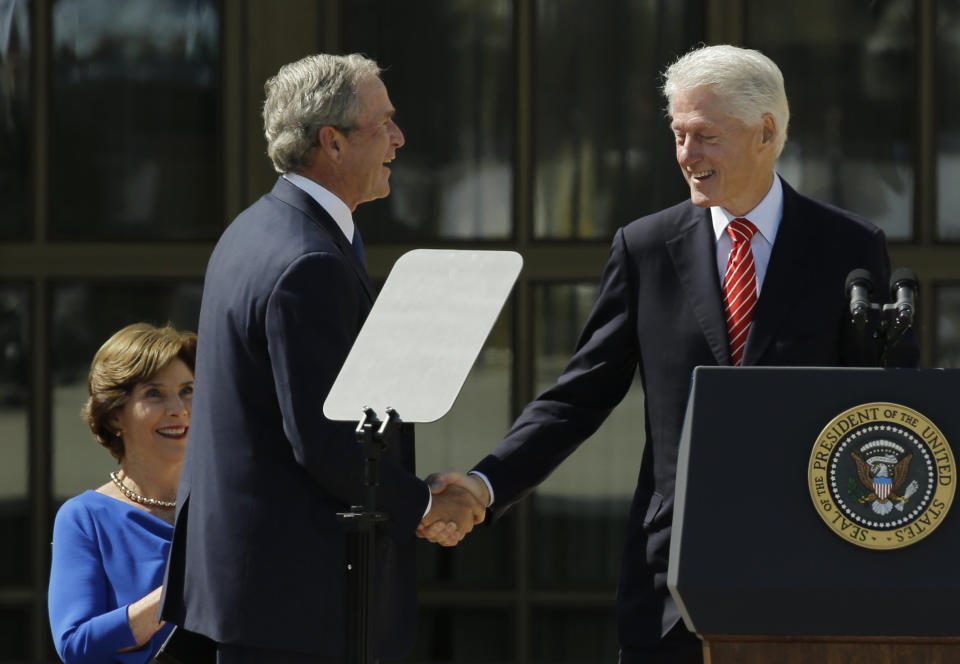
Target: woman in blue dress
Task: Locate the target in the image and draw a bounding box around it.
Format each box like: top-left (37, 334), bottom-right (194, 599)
top-left (49, 322), bottom-right (196, 664)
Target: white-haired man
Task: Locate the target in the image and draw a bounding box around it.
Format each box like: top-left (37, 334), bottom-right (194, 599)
top-left (161, 53), bottom-right (484, 663)
top-left (425, 44), bottom-right (916, 663)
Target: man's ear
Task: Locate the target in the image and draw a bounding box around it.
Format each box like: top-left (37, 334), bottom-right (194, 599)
top-left (760, 113), bottom-right (777, 148)
top-left (316, 125), bottom-right (344, 162)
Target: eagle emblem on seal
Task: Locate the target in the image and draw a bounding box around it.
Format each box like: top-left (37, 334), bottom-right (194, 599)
top-left (851, 448), bottom-right (919, 516)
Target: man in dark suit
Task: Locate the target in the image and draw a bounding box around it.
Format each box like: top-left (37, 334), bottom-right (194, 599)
top-left (421, 45), bottom-right (917, 663)
top-left (160, 53), bottom-right (483, 663)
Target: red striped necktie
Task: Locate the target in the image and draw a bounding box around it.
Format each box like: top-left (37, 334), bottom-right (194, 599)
top-left (723, 218), bottom-right (759, 366)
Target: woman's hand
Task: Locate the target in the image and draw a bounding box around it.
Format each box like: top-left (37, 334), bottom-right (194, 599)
top-left (121, 586), bottom-right (166, 650)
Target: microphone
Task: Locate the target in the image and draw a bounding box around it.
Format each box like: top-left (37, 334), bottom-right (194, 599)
top-left (845, 269), bottom-right (874, 329)
top-left (889, 268), bottom-right (918, 331)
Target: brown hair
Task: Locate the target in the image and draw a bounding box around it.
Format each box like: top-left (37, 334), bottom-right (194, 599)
top-left (81, 322), bottom-right (197, 462)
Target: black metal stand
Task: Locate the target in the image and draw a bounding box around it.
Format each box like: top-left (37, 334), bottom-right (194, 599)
top-left (851, 301), bottom-right (914, 367)
top-left (336, 407), bottom-right (401, 664)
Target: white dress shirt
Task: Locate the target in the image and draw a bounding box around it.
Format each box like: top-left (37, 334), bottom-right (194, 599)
top-left (282, 172), bottom-right (355, 243)
top-left (710, 172), bottom-right (784, 293)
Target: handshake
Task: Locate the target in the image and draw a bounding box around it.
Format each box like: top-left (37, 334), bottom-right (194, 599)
top-left (416, 470), bottom-right (490, 547)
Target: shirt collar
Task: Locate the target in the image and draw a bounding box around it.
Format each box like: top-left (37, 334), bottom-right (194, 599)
top-left (710, 172), bottom-right (784, 244)
top-left (282, 172), bottom-right (355, 242)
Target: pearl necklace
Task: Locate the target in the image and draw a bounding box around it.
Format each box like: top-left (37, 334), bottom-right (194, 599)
top-left (110, 471), bottom-right (176, 509)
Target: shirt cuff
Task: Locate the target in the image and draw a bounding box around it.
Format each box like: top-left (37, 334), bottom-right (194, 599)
top-left (422, 486), bottom-right (432, 519)
top-left (467, 471), bottom-right (494, 507)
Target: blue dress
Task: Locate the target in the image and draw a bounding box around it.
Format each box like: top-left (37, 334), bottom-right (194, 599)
top-left (48, 490), bottom-right (175, 664)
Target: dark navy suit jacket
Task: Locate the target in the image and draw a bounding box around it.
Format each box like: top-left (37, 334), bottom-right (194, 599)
top-left (161, 177), bottom-right (427, 658)
top-left (472, 179), bottom-right (916, 654)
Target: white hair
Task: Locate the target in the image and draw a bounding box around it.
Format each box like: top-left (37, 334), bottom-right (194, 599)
top-left (662, 44), bottom-right (790, 157)
top-left (262, 53), bottom-right (381, 173)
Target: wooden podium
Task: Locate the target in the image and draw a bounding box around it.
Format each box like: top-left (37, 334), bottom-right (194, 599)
top-left (668, 367), bottom-right (960, 664)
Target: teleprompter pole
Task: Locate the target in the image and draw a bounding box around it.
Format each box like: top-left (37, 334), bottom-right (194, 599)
top-left (337, 407), bottom-right (400, 664)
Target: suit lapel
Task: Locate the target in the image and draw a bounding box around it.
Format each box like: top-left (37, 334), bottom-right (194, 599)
top-left (269, 177), bottom-right (376, 302)
top-left (666, 206), bottom-right (731, 365)
top-left (741, 180), bottom-right (814, 365)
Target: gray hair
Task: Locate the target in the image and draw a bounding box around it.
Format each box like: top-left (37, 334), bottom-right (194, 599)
top-left (662, 44), bottom-right (790, 157)
top-left (263, 53), bottom-right (382, 173)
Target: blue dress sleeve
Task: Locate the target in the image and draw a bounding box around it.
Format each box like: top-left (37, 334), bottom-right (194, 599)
top-left (48, 498), bottom-right (137, 663)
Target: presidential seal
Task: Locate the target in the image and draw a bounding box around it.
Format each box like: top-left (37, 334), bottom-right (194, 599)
top-left (808, 402), bottom-right (955, 550)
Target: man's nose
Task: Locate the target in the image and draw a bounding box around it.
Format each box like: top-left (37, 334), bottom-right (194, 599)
top-left (677, 138), bottom-right (698, 165)
top-left (390, 121), bottom-right (405, 148)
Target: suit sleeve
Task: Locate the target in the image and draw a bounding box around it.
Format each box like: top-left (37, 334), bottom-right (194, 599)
top-left (474, 229), bottom-right (641, 518)
top-left (48, 502), bottom-right (136, 664)
top-left (265, 251), bottom-right (428, 536)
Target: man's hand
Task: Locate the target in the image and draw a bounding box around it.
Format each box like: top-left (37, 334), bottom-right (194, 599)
top-left (417, 469), bottom-right (488, 546)
top-left (426, 469), bottom-right (490, 507)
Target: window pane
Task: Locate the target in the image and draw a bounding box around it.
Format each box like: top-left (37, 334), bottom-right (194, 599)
top-left (533, 0), bottom-right (704, 240)
top-left (746, 0), bottom-right (915, 240)
top-left (935, 285), bottom-right (960, 367)
top-left (49, 0), bottom-right (220, 240)
top-left (51, 281), bottom-right (201, 500)
top-left (0, 284), bottom-right (29, 587)
top-left (0, 0), bottom-right (31, 240)
top-left (531, 609), bottom-right (619, 663)
top-left (409, 608), bottom-right (513, 664)
top-left (416, 310), bottom-right (515, 589)
top-left (529, 284), bottom-right (643, 588)
top-left (937, 0), bottom-right (960, 238)
top-left (342, 0), bottom-right (514, 241)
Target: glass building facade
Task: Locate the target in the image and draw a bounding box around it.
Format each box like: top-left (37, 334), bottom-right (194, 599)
top-left (3, 0), bottom-right (959, 661)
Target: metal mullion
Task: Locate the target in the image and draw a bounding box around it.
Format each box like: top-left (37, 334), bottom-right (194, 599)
top-left (28, 0), bottom-right (51, 658)
top-left (28, 277), bottom-right (50, 663)
top-left (513, 0), bottom-right (534, 661)
top-left (320, 0), bottom-right (342, 54)
top-left (31, 0), bottom-right (49, 247)
top-left (221, 0), bottom-right (246, 226)
top-left (916, 0), bottom-right (938, 368)
top-left (706, 0), bottom-right (745, 44)
top-left (916, 0), bottom-right (935, 248)
top-left (0, 243), bottom-right (214, 279)
top-left (529, 589), bottom-right (617, 607)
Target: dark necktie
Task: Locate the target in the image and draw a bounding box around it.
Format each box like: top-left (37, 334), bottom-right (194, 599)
top-left (351, 226), bottom-right (366, 268)
top-left (722, 218), bottom-right (758, 366)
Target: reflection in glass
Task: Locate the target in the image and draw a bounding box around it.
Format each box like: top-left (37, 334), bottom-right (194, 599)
top-left (937, 0), bottom-right (960, 238)
top-left (534, 0), bottom-right (704, 240)
top-left (530, 284), bottom-right (643, 588)
top-left (0, 284), bottom-right (29, 587)
top-left (342, 0), bottom-right (514, 241)
top-left (532, 609), bottom-right (618, 663)
top-left (50, 0), bottom-right (220, 240)
top-left (410, 608), bottom-right (512, 664)
top-left (0, 0), bottom-right (30, 239)
top-left (747, 0), bottom-right (915, 240)
top-left (935, 286), bottom-right (960, 367)
top-left (416, 308), bottom-right (514, 589)
top-left (51, 281), bottom-right (201, 500)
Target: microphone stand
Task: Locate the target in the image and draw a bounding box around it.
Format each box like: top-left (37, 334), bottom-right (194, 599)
top-left (337, 407), bottom-right (401, 664)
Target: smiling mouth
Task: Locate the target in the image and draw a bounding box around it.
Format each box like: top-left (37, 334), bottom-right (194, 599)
top-left (157, 426), bottom-right (188, 439)
top-left (690, 169), bottom-right (715, 180)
